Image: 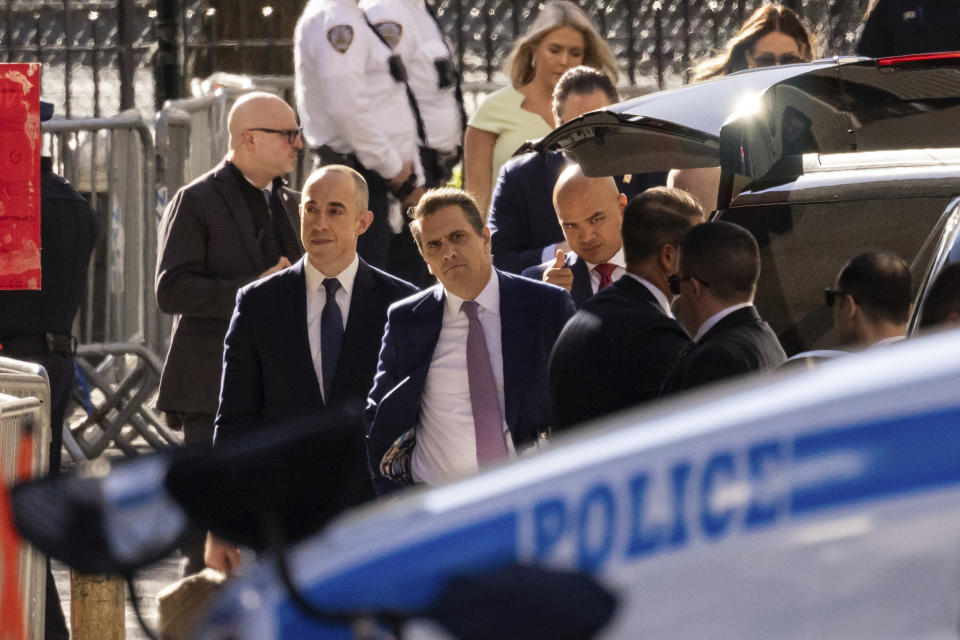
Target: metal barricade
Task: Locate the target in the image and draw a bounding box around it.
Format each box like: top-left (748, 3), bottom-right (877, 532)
top-left (42, 114), bottom-right (160, 354)
top-left (0, 357), bottom-right (50, 640)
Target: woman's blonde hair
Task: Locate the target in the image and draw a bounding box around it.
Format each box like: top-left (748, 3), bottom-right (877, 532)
top-left (505, 0), bottom-right (619, 88)
top-left (693, 4), bottom-right (815, 81)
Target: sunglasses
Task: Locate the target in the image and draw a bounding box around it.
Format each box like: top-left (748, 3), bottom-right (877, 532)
top-left (752, 52), bottom-right (806, 67)
top-left (823, 288), bottom-right (851, 308)
top-left (668, 274), bottom-right (710, 295)
top-left (249, 127), bottom-right (303, 144)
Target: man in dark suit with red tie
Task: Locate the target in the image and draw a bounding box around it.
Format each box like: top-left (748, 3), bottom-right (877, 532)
top-left (521, 165), bottom-right (627, 307)
top-left (549, 188), bottom-right (703, 430)
top-left (207, 165), bottom-right (417, 572)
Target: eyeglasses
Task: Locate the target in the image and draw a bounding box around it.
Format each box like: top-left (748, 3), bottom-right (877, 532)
top-left (248, 127), bottom-right (302, 144)
top-left (823, 288), bottom-right (852, 308)
top-left (752, 52), bottom-right (806, 67)
top-left (668, 274), bottom-right (710, 295)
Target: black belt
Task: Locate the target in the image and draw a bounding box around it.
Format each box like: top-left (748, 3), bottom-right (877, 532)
top-left (0, 333), bottom-right (77, 357)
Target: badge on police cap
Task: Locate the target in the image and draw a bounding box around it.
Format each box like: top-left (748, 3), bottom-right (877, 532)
top-left (374, 21), bottom-right (403, 49)
top-left (327, 25), bottom-right (354, 53)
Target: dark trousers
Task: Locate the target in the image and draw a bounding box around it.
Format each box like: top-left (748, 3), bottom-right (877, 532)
top-left (167, 411), bottom-right (216, 576)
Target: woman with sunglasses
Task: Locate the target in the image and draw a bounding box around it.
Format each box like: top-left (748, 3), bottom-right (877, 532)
top-left (669, 4), bottom-right (816, 211)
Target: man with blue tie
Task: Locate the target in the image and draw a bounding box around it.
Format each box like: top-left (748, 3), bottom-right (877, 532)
top-left (366, 188), bottom-right (575, 493)
top-left (207, 165), bottom-right (417, 572)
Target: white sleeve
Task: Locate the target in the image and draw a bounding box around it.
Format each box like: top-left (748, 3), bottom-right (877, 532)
top-left (296, 17), bottom-right (406, 180)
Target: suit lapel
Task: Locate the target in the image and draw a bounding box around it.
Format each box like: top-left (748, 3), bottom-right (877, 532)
top-left (274, 185), bottom-right (304, 258)
top-left (213, 162), bottom-right (266, 272)
top-left (498, 271), bottom-right (535, 429)
top-left (283, 258), bottom-right (325, 407)
top-left (569, 257), bottom-right (594, 306)
top-left (333, 260), bottom-right (379, 397)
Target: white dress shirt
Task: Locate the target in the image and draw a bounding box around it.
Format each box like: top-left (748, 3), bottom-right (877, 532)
top-left (304, 254), bottom-right (359, 401)
top-left (294, 0), bottom-right (423, 183)
top-left (584, 247), bottom-right (627, 293)
top-left (411, 271), bottom-right (513, 485)
top-left (623, 273), bottom-right (674, 317)
top-left (693, 302), bottom-right (753, 343)
top-left (361, 0), bottom-right (461, 153)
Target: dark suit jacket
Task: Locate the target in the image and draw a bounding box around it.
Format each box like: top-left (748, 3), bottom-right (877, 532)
top-left (365, 269), bottom-right (575, 493)
top-left (215, 256), bottom-right (418, 440)
top-left (489, 150), bottom-right (666, 274)
top-left (549, 276), bottom-right (691, 430)
top-left (156, 161), bottom-right (303, 414)
top-left (521, 253), bottom-right (594, 308)
top-left (660, 306), bottom-right (786, 397)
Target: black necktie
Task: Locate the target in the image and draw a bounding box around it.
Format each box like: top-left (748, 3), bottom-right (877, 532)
top-left (321, 278), bottom-right (344, 400)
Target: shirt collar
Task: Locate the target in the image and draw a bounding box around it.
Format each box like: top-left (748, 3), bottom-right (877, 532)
top-left (304, 254), bottom-right (360, 297)
top-left (624, 273), bottom-right (673, 317)
top-left (693, 302), bottom-right (753, 343)
top-left (443, 268), bottom-right (500, 317)
top-left (584, 246), bottom-right (626, 272)
top-left (869, 335), bottom-right (906, 348)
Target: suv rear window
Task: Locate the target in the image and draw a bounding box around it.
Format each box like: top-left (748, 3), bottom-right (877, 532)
top-left (721, 196), bottom-right (953, 354)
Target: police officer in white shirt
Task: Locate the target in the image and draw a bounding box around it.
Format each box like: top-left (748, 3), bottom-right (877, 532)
top-left (362, 0), bottom-right (465, 188)
top-left (294, 0), bottom-right (426, 273)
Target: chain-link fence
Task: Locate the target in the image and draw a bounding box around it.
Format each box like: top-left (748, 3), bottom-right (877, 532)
top-left (2, 0), bottom-right (870, 118)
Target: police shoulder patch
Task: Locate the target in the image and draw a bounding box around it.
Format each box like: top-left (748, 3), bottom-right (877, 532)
top-left (374, 21), bottom-right (403, 49)
top-left (327, 24), bottom-right (355, 53)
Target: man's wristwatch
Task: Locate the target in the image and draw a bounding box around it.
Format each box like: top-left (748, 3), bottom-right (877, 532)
top-left (393, 172), bottom-right (417, 200)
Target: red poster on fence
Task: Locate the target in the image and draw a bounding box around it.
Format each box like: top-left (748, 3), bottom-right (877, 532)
top-left (0, 63), bottom-right (41, 291)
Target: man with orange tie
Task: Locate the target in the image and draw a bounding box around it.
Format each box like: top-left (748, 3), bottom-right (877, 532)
top-left (521, 164), bottom-right (627, 307)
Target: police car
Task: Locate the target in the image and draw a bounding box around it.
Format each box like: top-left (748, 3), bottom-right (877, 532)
top-left (190, 326), bottom-right (960, 639)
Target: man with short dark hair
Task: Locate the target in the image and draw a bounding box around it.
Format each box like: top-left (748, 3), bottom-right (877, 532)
top-left (206, 165), bottom-right (417, 573)
top-left (522, 165), bottom-right (626, 306)
top-left (661, 221), bottom-right (785, 395)
top-left (489, 66), bottom-right (665, 274)
top-left (366, 188), bottom-right (575, 493)
top-left (549, 188), bottom-right (700, 429)
top-left (919, 262), bottom-right (960, 331)
top-left (827, 251), bottom-right (911, 347)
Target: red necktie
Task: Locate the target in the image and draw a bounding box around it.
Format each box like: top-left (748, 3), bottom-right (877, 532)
top-left (595, 263), bottom-right (616, 290)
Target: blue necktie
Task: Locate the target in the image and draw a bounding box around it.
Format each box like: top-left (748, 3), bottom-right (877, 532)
top-left (321, 278), bottom-right (344, 401)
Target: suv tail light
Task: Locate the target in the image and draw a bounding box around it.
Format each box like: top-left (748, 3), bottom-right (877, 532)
top-left (877, 51), bottom-right (960, 66)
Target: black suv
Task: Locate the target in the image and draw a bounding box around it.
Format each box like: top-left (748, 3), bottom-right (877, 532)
top-left (536, 53), bottom-right (960, 354)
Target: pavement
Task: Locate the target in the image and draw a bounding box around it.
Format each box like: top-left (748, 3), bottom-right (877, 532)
top-left (51, 554), bottom-right (182, 639)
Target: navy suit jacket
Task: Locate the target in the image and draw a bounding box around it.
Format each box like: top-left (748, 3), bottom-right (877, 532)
top-left (660, 306), bottom-right (787, 397)
top-left (521, 253), bottom-right (594, 308)
top-left (549, 276), bottom-right (690, 430)
top-left (365, 269), bottom-right (576, 493)
top-left (489, 150), bottom-right (666, 274)
top-left (215, 256), bottom-right (418, 441)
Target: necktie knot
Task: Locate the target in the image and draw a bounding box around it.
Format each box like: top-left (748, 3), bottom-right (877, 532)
top-left (461, 299), bottom-right (479, 320)
top-left (323, 278), bottom-right (341, 297)
top-left (595, 263), bottom-right (616, 289)
top-left (262, 187), bottom-right (272, 206)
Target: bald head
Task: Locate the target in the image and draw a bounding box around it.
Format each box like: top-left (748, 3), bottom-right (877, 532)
top-left (303, 165), bottom-right (369, 213)
top-left (227, 92), bottom-right (298, 149)
top-left (225, 92), bottom-right (302, 187)
top-left (553, 164), bottom-right (625, 265)
top-left (553, 164), bottom-right (619, 211)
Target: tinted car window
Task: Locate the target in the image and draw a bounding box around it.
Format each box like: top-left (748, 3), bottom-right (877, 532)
top-left (721, 196), bottom-right (953, 355)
